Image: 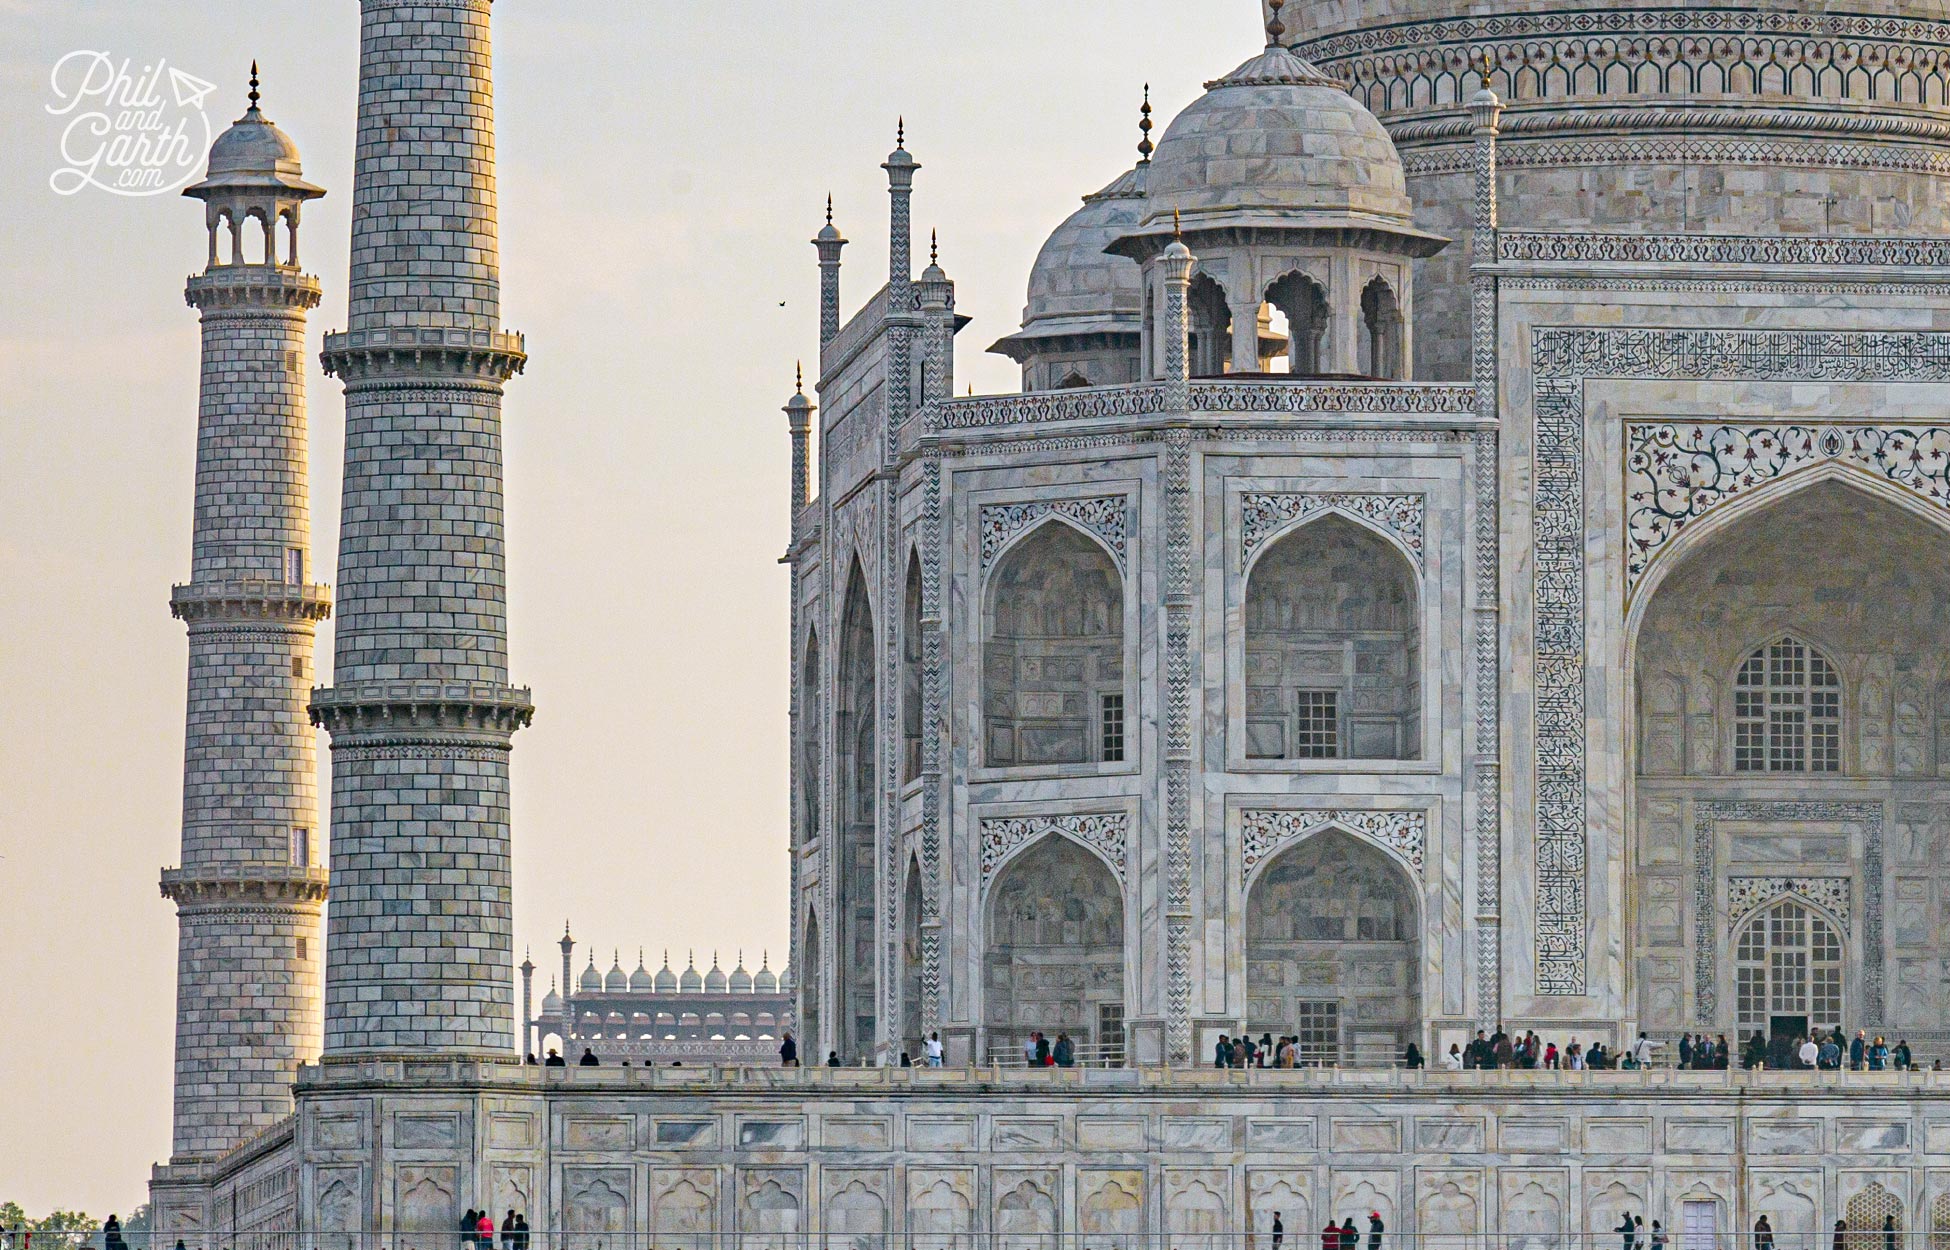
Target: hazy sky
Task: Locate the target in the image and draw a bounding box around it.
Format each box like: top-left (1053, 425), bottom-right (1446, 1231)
top-left (0, 0), bottom-right (1255, 1215)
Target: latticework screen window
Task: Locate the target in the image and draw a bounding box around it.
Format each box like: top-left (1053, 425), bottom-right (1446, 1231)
top-left (1734, 637), bottom-right (1841, 772)
top-left (1294, 690), bottom-right (1339, 759)
top-left (1734, 898), bottom-right (1845, 1034)
top-left (1295, 999), bottom-right (1340, 1064)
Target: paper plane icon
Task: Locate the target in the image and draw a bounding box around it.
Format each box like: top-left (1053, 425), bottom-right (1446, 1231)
top-left (169, 66), bottom-right (218, 111)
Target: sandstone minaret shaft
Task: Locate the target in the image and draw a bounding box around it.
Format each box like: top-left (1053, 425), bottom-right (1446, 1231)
top-left (314, 0), bottom-right (530, 1058)
top-left (164, 74), bottom-right (330, 1161)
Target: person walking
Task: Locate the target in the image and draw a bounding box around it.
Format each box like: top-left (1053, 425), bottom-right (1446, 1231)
top-left (1799, 1035), bottom-right (1820, 1069)
top-left (503, 1212), bottom-right (518, 1250)
top-left (1035, 1032), bottom-right (1053, 1066)
top-left (476, 1210), bottom-right (495, 1250)
top-left (1851, 1030), bottom-right (1868, 1070)
top-left (1025, 1032), bottom-right (1040, 1065)
top-left (1834, 1220), bottom-right (1847, 1250)
top-left (1895, 1039), bottom-right (1913, 1070)
top-left (461, 1210), bottom-right (478, 1250)
top-left (578, 1047), bottom-right (599, 1066)
top-left (1339, 1217), bottom-right (1359, 1250)
top-left (1367, 1210), bottom-right (1384, 1250)
top-left (926, 1031), bottom-right (944, 1067)
top-left (1650, 1221), bottom-right (1668, 1250)
top-left (1320, 1219), bottom-right (1341, 1250)
top-left (1270, 1212), bottom-right (1284, 1250)
top-left (1443, 1043), bottom-right (1464, 1070)
top-left (1883, 1214), bottom-right (1898, 1250)
top-left (1216, 1035), bottom-right (1234, 1068)
top-left (1053, 1032), bottom-right (1075, 1068)
top-left (1819, 1034), bottom-right (1842, 1069)
top-left (779, 1031), bottom-right (798, 1067)
top-left (1870, 1036), bottom-right (1890, 1070)
top-left (1755, 1215), bottom-right (1775, 1250)
top-left (1618, 1211), bottom-right (1638, 1250)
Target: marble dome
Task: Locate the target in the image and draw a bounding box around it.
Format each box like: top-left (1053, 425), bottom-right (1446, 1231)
top-left (1018, 167), bottom-right (1146, 336)
top-left (1142, 43), bottom-right (1414, 232)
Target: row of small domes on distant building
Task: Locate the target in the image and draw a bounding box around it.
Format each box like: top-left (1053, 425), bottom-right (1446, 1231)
top-left (538, 949), bottom-right (792, 1012)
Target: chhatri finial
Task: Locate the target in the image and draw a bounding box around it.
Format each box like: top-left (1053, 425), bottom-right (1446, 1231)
top-left (930, 229), bottom-right (939, 266)
top-left (1173, 208), bottom-right (1183, 240)
top-left (1266, 0), bottom-right (1286, 46)
top-left (1138, 84), bottom-right (1154, 165)
top-left (247, 60), bottom-right (261, 112)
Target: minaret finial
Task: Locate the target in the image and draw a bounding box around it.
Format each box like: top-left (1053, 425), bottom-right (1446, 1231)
top-left (930, 229), bottom-right (939, 266)
top-left (795, 361), bottom-right (804, 393)
top-left (247, 60), bottom-right (261, 111)
top-left (1266, 0), bottom-right (1286, 46)
top-left (1138, 84), bottom-right (1154, 165)
top-left (825, 193), bottom-right (834, 226)
top-left (897, 116), bottom-right (906, 149)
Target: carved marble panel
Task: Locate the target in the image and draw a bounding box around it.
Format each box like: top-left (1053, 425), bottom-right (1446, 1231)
top-left (1241, 809), bottom-right (1427, 881)
top-left (980, 498), bottom-right (1129, 573)
top-left (1241, 492), bottom-right (1426, 569)
top-left (980, 813), bottom-right (1128, 891)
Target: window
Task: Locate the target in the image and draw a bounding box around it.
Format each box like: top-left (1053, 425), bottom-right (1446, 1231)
top-left (1100, 692), bottom-right (1125, 763)
top-left (1734, 637), bottom-right (1840, 772)
top-left (284, 547), bottom-right (304, 585)
top-left (1734, 898), bottom-right (1843, 1034)
top-left (291, 826), bottom-right (310, 868)
top-left (291, 656), bottom-right (304, 679)
top-left (1295, 1000), bottom-right (1341, 1066)
top-left (1294, 690), bottom-right (1339, 759)
top-left (1097, 1002), bottom-right (1125, 1060)
top-left (296, 937), bottom-right (308, 961)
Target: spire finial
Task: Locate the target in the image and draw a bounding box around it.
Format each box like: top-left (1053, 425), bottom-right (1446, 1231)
top-left (930, 229), bottom-right (938, 266)
top-left (825, 193), bottom-right (834, 226)
top-left (1138, 84), bottom-right (1154, 165)
top-left (1266, 0), bottom-right (1286, 46)
top-left (795, 361), bottom-right (804, 394)
top-left (897, 116), bottom-right (906, 149)
top-left (1173, 208), bottom-right (1183, 240)
top-left (247, 60), bottom-right (261, 111)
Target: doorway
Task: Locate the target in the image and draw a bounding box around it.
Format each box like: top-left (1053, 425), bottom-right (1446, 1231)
top-left (1681, 1200), bottom-right (1718, 1250)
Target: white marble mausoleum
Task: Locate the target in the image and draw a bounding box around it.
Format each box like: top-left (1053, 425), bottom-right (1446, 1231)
top-left (148, 0), bottom-right (1950, 1242)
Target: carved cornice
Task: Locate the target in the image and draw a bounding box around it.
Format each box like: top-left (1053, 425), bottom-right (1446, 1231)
top-left (320, 327), bottom-right (526, 383)
top-left (1504, 231), bottom-right (1950, 268)
top-left (924, 380), bottom-right (1476, 432)
top-left (185, 267), bottom-right (322, 311)
top-left (1404, 132), bottom-right (1950, 179)
top-left (171, 579), bottom-right (332, 624)
top-left (160, 865), bottom-right (329, 909)
top-left (309, 680), bottom-right (534, 743)
top-left (1391, 104), bottom-right (1950, 147)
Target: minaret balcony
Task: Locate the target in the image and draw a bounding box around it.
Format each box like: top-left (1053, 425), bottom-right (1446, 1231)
top-left (170, 579), bottom-right (332, 624)
top-left (309, 679), bottom-right (536, 742)
top-left (184, 266), bottom-right (322, 310)
top-left (159, 863), bottom-right (329, 908)
top-left (320, 326), bottom-right (527, 382)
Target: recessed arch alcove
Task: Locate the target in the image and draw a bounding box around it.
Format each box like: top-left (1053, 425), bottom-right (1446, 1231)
top-left (982, 833), bottom-right (1124, 1060)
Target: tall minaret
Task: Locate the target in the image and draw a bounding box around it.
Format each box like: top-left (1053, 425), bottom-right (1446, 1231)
top-left (163, 68), bottom-right (330, 1162)
top-left (313, 0), bottom-right (530, 1059)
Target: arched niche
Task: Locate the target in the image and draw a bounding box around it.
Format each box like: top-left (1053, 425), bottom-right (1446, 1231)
top-left (1244, 827), bottom-right (1421, 1062)
top-left (1188, 272), bottom-right (1231, 377)
top-left (1360, 277), bottom-right (1404, 380)
top-left (1630, 476), bottom-right (1950, 1037)
top-left (901, 855), bottom-right (923, 1057)
top-left (800, 628), bottom-right (821, 840)
top-left (902, 553), bottom-right (922, 782)
top-left (1266, 270), bottom-right (1329, 376)
top-left (1244, 512), bottom-right (1421, 761)
top-left (984, 521), bottom-right (1125, 768)
top-left (835, 561), bottom-right (878, 1061)
top-left (983, 833), bottom-right (1124, 1061)
top-left (800, 912), bottom-right (821, 1054)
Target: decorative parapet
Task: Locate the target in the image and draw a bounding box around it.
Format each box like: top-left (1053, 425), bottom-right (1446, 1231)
top-left (319, 326), bottom-right (526, 382)
top-left (1502, 231), bottom-right (1950, 268)
top-left (1189, 380), bottom-right (1477, 414)
top-left (309, 679), bottom-right (535, 742)
top-left (159, 864), bottom-right (329, 908)
top-left (1298, 9), bottom-right (1950, 115)
top-left (924, 380), bottom-right (1477, 432)
top-left (171, 579), bottom-right (332, 624)
top-left (185, 267), bottom-right (322, 311)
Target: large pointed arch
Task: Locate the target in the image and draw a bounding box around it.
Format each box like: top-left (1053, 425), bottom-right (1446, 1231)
top-left (982, 831), bottom-right (1125, 1063)
top-left (800, 626), bottom-right (821, 841)
top-left (834, 561), bottom-right (878, 1061)
top-left (1244, 827), bottom-right (1422, 1063)
top-left (901, 550), bottom-right (923, 783)
top-left (1244, 511), bottom-right (1421, 761)
top-left (983, 519), bottom-right (1125, 768)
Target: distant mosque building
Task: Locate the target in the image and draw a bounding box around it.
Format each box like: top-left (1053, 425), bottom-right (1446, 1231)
top-left (522, 932), bottom-right (794, 1064)
top-left (151, 0), bottom-right (1950, 1242)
